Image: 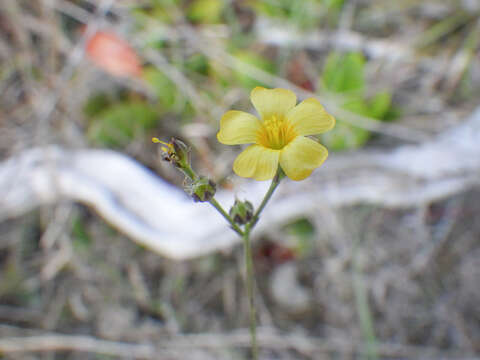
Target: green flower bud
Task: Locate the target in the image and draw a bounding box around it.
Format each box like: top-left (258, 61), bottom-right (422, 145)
top-left (190, 177), bottom-right (216, 202)
top-left (229, 199), bottom-right (254, 225)
top-left (153, 137), bottom-right (198, 180)
top-left (152, 137), bottom-right (190, 168)
top-left (171, 138), bottom-right (189, 167)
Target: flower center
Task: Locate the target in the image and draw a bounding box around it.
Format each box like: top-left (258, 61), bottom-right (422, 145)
top-left (257, 115), bottom-right (297, 150)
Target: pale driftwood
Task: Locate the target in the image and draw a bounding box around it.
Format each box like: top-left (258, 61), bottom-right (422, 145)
top-left (0, 145), bottom-right (236, 259)
top-left (0, 334), bottom-right (155, 357)
top-left (0, 329), bottom-right (476, 359)
top-left (1, 108), bottom-right (480, 259)
top-left (255, 19), bottom-right (413, 62)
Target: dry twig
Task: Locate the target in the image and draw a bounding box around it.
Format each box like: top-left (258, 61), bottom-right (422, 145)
top-left (0, 329), bottom-right (477, 359)
top-left (1, 106), bottom-right (479, 259)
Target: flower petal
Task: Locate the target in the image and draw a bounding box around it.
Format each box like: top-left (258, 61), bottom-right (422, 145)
top-left (233, 145), bottom-right (280, 181)
top-left (251, 87), bottom-right (297, 119)
top-left (286, 98), bottom-right (335, 136)
top-left (280, 136), bottom-right (328, 181)
top-left (217, 110), bottom-right (261, 145)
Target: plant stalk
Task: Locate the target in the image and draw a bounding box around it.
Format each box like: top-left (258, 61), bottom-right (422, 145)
top-left (241, 169), bottom-right (283, 359)
top-left (209, 197), bottom-right (244, 236)
top-left (242, 223), bottom-right (258, 360)
top-left (187, 163), bottom-right (283, 359)
top-left (250, 169), bottom-right (283, 228)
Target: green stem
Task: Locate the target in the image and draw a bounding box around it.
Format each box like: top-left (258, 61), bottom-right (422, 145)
top-left (209, 197), bottom-right (244, 237)
top-left (352, 237), bottom-right (378, 360)
top-left (239, 168), bottom-right (283, 359)
top-left (179, 162), bottom-right (197, 181)
top-left (250, 169), bottom-right (283, 228)
top-left (242, 223), bottom-right (258, 360)
top-left (181, 162), bottom-right (243, 236)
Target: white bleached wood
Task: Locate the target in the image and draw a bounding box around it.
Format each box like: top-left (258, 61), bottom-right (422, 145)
top-left (1, 108), bottom-right (480, 259)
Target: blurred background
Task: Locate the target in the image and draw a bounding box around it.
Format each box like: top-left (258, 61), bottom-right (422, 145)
top-left (1, 0), bottom-right (480, 359)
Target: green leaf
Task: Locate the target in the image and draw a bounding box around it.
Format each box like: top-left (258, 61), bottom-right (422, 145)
top-left (88, 101), bottom-right (159, 147)
top-left (83, 93), bottom-right (111, 117)
top-left (319, 0), bottom-right (345, 10)
top-left (284, 218), bottom-right (315, 257)
top-left (143, 67), bottom-right (178, 110)
top-left (343, 97), bottom-right (370, 116)
top-left (184, 53), bottom-right (209, 76)
top-left (320, 122), bottom-right (370, 151)
top-left (251, 0), bottom-right (320, 27)
top-left (320, 51), bottom-right (397, 150)
top-left (187, 0), bottom-right (223, 24)
top-left (252, 0), bottom-right (287, 18)
top-left (71, 216), bottom-right (91, 251)
top-left (232, 50), bottom-right (275, 89)
top-left (368, 91), bottom-right (391, 119)
top-left (322, 52), bottom-right (365, 94)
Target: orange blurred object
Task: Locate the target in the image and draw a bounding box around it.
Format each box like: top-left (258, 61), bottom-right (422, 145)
top-left (85, 30), bottom-right (142, 78)
top-left (255, 240), bottom-right (295, 267)
top-left (286, 53), bottom-right (315, 92)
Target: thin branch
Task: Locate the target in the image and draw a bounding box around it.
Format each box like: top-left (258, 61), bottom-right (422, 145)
top-left (0, 335), bottom-right (155, 358)
top-left (0, 330), bottom-right (476, 359)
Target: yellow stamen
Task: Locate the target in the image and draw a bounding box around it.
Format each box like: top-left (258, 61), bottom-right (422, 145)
top-left (152, 137), bottom-right (174, 154)
top-left (256, 115), bottom-right (297, 150)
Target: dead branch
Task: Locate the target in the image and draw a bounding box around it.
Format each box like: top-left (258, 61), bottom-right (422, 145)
top-left (0, 334), bottom-right (155, 358)
top-left (0, 329), bottom-right (476, 359)
top-left (1, 107), bottom-right (480, 259)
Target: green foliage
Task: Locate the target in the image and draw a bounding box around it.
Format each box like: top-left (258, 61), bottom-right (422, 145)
top-left (318, 0), bottom-right (345, 10)
top-left (143, 67), bottom-right (179, 110)
top-left (131, 0), bottom-right (179, 24)
top-left (232, 50), bottom-right (276, 89)
top-left (87, 100), bottom-right (159, 147)
top-left (187, 0), bottom-right (223, 24)
top-left (369, 91), bottom-right (392, 119)
top-left (251, 0), bottom-right (344, 28)
top-left (83, 93), bottom-right (112, 118)
top-left (322, 52), bottom-right (365, 94)
top-left (320, 52), bottom-right (394, 151)
top-left (71, 216), bottom-right (91, 251)
top-left (252, 0), bottom-right (318, 28)
top-left (284, 218), bottom-right (315, 257)
top-left (252, 0), bottom-right (290, 18)
top-left (320, 0), bottom-right (345, 26)
top-left (184, 53), bottom-right (210, 76)
top-left (210, 49), bottom-right (275, 90)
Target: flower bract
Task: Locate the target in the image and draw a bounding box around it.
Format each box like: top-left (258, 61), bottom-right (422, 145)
top-left (217, 87), bottom-right (335, 181)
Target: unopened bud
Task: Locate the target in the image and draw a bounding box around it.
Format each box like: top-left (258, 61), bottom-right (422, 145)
top-left (171, 138), bottom-right (189, 167)
top-left (152, 137), bottom-right (190, 168)
top-left (229, 199), bottom-right (254, 225)
top-left (190, 177), bottom-right (216, 202)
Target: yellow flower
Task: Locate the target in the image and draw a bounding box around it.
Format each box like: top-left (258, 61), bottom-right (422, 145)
top-left (217, 87), bottom-right (335, 181)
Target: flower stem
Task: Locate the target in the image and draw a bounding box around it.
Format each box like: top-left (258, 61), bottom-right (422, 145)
top-left (185, 163), bottom-right (283, 359)
top-left (240, 168), bottom-right (283, 359)
top-left (180, 163), bottom-right (243, 236)
top-left (250, 168), bottom-right (283, 229)
top-left (180, 165), bottom-right (197, 181)
top-left (208, 197), bottom-right (244, 236)
top-left (242, 223), bottom-right (258, 360)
